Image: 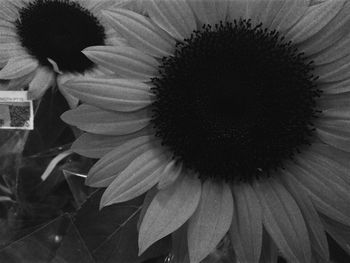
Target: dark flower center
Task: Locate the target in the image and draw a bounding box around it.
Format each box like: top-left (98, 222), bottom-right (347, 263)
top-left (16, 0), bottom-right (105, 73)
top-left (151, 20), bottom-right (321, 182)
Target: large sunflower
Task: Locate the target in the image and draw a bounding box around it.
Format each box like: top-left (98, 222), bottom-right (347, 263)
top-left (0, 0), bottom-right (127, 105)
top-left (61, 0), bottom-right (350, 262)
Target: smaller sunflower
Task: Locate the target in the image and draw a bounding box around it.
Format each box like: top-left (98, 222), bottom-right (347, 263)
top-left (0, 0), bottom-right (126, 105)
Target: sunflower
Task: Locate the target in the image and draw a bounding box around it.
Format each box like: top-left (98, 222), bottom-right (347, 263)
top-left (61, 0), bottom-right (350, 262)
top-left (0, 0), bottom-right (128, 105)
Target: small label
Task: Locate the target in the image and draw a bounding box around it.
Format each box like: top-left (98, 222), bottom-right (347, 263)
top-left (0, 91), bottom-right (33, 130)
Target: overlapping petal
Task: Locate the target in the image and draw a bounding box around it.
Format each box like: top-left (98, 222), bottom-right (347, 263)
top-left (0, 55), bottom-right (38, 79)
top-left (60, 76), bottom-right (154, 112)
top-left (301, 1), bottom-right (350, 58)
top-left (290, 157), bottom-right (350, 226)
top-left (144, 0), bottom-right (197, 41)
top-left (100, 147), bottom-right (168, 206)
top-left (285, 0), bottom-right (344, 44)
top-left (102, 8), bottom-right (175, 57)
top-left (253, 178), bottom-right (311, 263)
top-left (281, 170), bottom-right (329, 260)
top-left (82, 45), bottom-right (159, 80)
top-left (139, 174), bottom-right (201, 254)
top-left (188, 0), bottom-right (228, 25)
top-left (230, 183), bottom-right (262, 263)
top-left (187, 180), bottom-right (233, 263)
top-left (61, 104), bottom-right (151, 135)
top-left (71, 128), bottom-right (150, 159)
top-left (87, 135), bottom-right (156, 187)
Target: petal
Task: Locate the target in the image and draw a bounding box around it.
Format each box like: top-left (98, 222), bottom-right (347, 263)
top-left (100, 147), bottom-right (168, 206)
top-left (187, 180), bottom-right (233, 263)
top-left (319, 79), bottom-right (350, 94)
top-left (254, 0), bottom-right (287, 28)
top-left (82, 45), bottom-right (159, 80)
top-left (269, 0), bottom-right (310, 34)
top-left (319, 92), bottom-right (350, 112)
top-left (157, 160), bottom-right (183, 189)
top-left (71, 128), bottom-right (150, 158)
top-left (0, 1), bottom-right (20, 21)
top-left (300, 1), bottom-right (350, 58)
top-left (0, 43), bottom-right (25, 63)
top-left (57, 82), bottom-right (80, 109)
top-left (285, 0), bottom-right (345, 44)
top-left (321, 215), bottom-right (350, 256)
top-left (297, 149), bottom-right (350, 201)
top-left (316, 119), bottom-right (350, 152)
top-left (137, 186), bottom-right (158, 231)
top-left (188, 0), bottom-right (228, 25)
top-left (281, 171), bottom-right (329, 260)
top-left (28, 66), bottom-right (55, 99)
top-left (227, 0), bottom-right (249, 21)
top-left (6, 71), bottom-right (35, 90)
top-left (102, 8), bottom-right (175, 57)
top-left (289, 158), bottom-right (350, 226)
top-left (61, 76), bottom-right (153, 112)
top-left (253, 178), bottom-right (311, 263)
top-left (0, 20), bottom-right (16, 43)
top-left (87, 135), bottom-right (156, 187)
top-left (138, 174), bottom-right (201, 254)
top-left (311, 29), bottom-right (350, 66)
top-left (145, 0), bottom-right (197, 41)
top-left (315, 54), bottom-right (350, 83)
top-left (230, 183), bottom-right (262, 263)
top-left (310, 143), bottom-right (350, 185)
top-left (0, 55), bottom-right (38, 79)
top-left (61, 104), bottom-right (151, 136)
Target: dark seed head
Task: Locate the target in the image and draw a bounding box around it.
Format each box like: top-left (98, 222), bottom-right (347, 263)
top-left (151, 20), bottom-right (321, 182)
top-left (16, 0), bottom-right (105, 73)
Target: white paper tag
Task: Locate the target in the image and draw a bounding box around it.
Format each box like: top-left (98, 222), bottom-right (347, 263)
top-left (0, 91), bottom-right (34, 130)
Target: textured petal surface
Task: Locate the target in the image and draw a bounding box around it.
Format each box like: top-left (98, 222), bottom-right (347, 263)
top-left (83, 45), bottom-right (159, 80)
top-left (188, 0), bottom-right (228, 25)
top-left (319, 79), bottom-right (350, 94)
top-left (61, 76), bottom-right (153, 112)
top-left (0, 20), bottom-right (16, 43)
top-left (102, 8), bottom-right (175, 57)
top-left (0, 55), bottom-right (38, 79)
top-left (230, 183), bottom-right (262, 263)
top-left (281, 171), bottom-right (329, 260)
top-left (269, 0), bottom-right (309, 33)
top-left (289, 157), bottom-right (350, 226)
top-left (100, 147), bottom-right (167, 206)
top-left (321, 215), bottom-right (350, 256)
top-left (28, 66), bottom-right (55, 99)
top-left (286, 0), bottom-right (344, 44)
top-left (300, 0), bottom-right (350, 58)
top-left (61, 104), bottom-right (151, 135)
top-left (315, 54), bottom-right (350, 83)
top-left (255, 0), bottom-right (287, 28)
top-left (145, 0), bottom-right (196, 40)
top-left (139, 174), bottom-right (201, 254)
top-left (310, 143), bottom-right (350, 185)
top-left (316, 119), bottom-right (350, 152)
top-left (71, 128), bottom-right (150, 158)
top-left (253, 178), bottom-right (311, 263)
top-left (157, 160), bottom-right (183, 190)
top-left (311, 29), bottom-right (350, 66)
top-left (87, 135), bottom-right (156, 187)
top-left (188, 180), bottom-right (233, 263)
